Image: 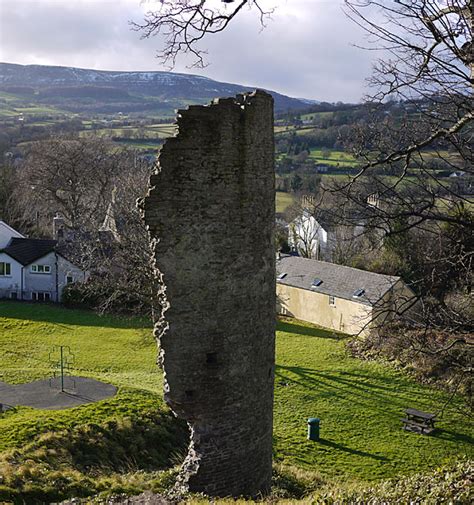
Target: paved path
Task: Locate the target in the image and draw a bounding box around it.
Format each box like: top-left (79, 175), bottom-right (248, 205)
top-left (0, 376), bottom-right (117, 410)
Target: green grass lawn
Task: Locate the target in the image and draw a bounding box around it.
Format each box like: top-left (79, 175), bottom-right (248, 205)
top-left (299, 112), bottom-right (334, 121)
top-left (308, 148), bottom-right (359, 167)
top-left (276, 191), bottom-right (294, 213)
top-left (0, 302), bottom-right (472, 500)
top-left (274, 125), bottom-right (296, 133)
top-left (0, 107), bottom-right (19, 117)
top-left (274, 319), bottom-right (473, 481)
top-left (0, 302), bottom-right (161, 395)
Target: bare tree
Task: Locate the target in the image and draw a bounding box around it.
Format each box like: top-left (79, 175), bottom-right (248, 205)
top-left (74, 159), bottom-right (160, 317)
top-left (329, 0), bottom-right (473, 312)
top-left (338, 0), bottom-right (472, 200)
top-left (0, 156), bottom-right (19, 225)
top-left (132, 0), bottom-right (273, 67)
top-left (326, 1), bottom-right (474, 411)
top-left (17, 136), bottom-right (124, 235)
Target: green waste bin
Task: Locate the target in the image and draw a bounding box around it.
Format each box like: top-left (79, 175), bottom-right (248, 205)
top-left (307, 418), bottom-right (320, 441)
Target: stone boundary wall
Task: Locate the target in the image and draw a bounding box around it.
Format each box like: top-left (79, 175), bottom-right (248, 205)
top-left (144, 90), bottom-right (276, 497)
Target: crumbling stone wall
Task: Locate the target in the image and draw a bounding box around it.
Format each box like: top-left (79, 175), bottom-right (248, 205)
top-left (144, 90), bottom-right (275, 497)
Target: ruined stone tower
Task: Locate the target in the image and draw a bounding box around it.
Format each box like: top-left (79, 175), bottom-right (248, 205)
top-left (144, 90), bottom-right (275, 497)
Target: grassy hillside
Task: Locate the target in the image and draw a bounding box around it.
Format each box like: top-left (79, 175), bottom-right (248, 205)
top-left (0, 302), bottom-right (161, 392)
top-left (0, 302), bottom-right (472, 502)
top-left (274, 320), bottom-right (472, 480)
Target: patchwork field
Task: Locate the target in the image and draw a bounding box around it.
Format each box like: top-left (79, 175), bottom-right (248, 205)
top-left (308, 148), bottom-right (359, 167)
top-left (0, 92), bottom-right (70, 118)
top-left (276, 191), bottom-right (295, 213)
top-left (0, 302), bottom-right (472, 501)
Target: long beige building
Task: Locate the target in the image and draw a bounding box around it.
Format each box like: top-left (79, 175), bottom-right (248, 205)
top-left (276, 254), bottom-right (415, 336)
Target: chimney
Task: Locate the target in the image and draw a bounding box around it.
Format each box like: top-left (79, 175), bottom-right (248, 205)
top-left (53, 213), bottom-right (65, 241)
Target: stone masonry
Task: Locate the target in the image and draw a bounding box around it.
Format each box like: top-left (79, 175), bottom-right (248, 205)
top-left (144, 90), bottom-right (275, 497)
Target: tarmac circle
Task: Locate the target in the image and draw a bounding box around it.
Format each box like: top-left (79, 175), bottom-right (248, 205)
top-left (0, 376), bottom-right (117, 411)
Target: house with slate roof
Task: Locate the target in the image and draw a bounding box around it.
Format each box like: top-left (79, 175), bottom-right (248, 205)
top-left (0, 220), bottom-right (86, 302)
top-left (276, 254), bottom-right (415, 336)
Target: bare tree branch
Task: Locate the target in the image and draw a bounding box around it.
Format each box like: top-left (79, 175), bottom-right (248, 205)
top-left (131, 0), bottom-right (274, 68)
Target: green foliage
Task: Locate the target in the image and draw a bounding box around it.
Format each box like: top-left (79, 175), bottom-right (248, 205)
top-left (61, 283), bottom-right (98, 309)
top-left (378, 217), bottom-right (417, 279)
top-left (168, 461), bottom-right (474, 504)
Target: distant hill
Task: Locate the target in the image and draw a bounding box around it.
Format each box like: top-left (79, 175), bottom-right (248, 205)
top-left (0, 62), bottom-right (311, 115)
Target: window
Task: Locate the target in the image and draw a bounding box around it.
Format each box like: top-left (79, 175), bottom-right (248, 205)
top-left (66, 275), bottom-right (74, 284)
top-left (311, 278), bottom-right (323, 288)
top-left (32, 292), bottom-right (51, 302)
top-left (353, 288), bottom-right (365, 298)
top-left (0, 262), bottom-right (11, 276)
top-left (10, 292), bottom-right (17, 300)
top-left (329, 295), bottom-right (336, 307)
top-left (277, 272), bottom-right (287, 280)
top-left (31, 264), bottom-right (51, 274)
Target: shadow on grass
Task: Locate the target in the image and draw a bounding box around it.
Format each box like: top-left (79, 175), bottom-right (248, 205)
top-left (434, 428), bottom-right (474, 445)
top-left (318, 438), bottom-right (388, 461)
top-left (0, 301), bottom-right (151, 329)
top-left (275, 364), bottom-right (430, 415)
top-left (277, 319), bottom-right (347, 340)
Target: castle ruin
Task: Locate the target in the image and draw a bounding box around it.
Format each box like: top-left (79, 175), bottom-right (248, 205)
top-left (144, 90), bottom-right (276, 497)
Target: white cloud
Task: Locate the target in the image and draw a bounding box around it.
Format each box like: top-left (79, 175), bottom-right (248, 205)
top-left (0, 0), bottom-right (378, 102)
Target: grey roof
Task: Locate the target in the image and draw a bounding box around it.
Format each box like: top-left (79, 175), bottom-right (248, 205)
top-left (1, 237), bottom-right (81, 267)
top-left (276, 254), bottom-right (401, 306)
top-left (2, 238), bottom-right (57, 266)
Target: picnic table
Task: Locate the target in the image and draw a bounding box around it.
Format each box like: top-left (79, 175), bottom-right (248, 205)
top-left (402, 408), bottom-right (436, 435)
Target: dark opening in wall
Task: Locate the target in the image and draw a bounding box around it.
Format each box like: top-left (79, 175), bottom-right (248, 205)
top-left (185, 390), bottom-right (195, 398)
top-left (206, 352), bottom-right (218, 364)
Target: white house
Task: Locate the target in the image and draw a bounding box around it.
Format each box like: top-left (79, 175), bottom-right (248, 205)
top-left (0, 221), bottom-right (24, 248)
top-left (0, 221), bottom-right (86, 302)
top-left (288, 210), bottom-right (334, 261)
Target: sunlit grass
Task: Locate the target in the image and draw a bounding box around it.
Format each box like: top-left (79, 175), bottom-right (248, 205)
top-left (0, 303), bottom-right (471, 499)
top-left (274, 317), bottom-right (473, 481)
top-left (276, 191), bottom-right (295, 213)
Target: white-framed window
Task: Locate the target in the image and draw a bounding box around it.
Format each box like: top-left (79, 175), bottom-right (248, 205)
top-left (32, 292), bottom-right (51, 302)
top-left (329, 295), bottom-right (336, 307)
top-left (31, 264), bottom-right (51, 274)
top-left (0, 262), bottom-right (11, 276)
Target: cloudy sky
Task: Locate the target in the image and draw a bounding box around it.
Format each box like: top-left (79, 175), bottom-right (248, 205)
top-left (0, 0), bottom-right (380, 103)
